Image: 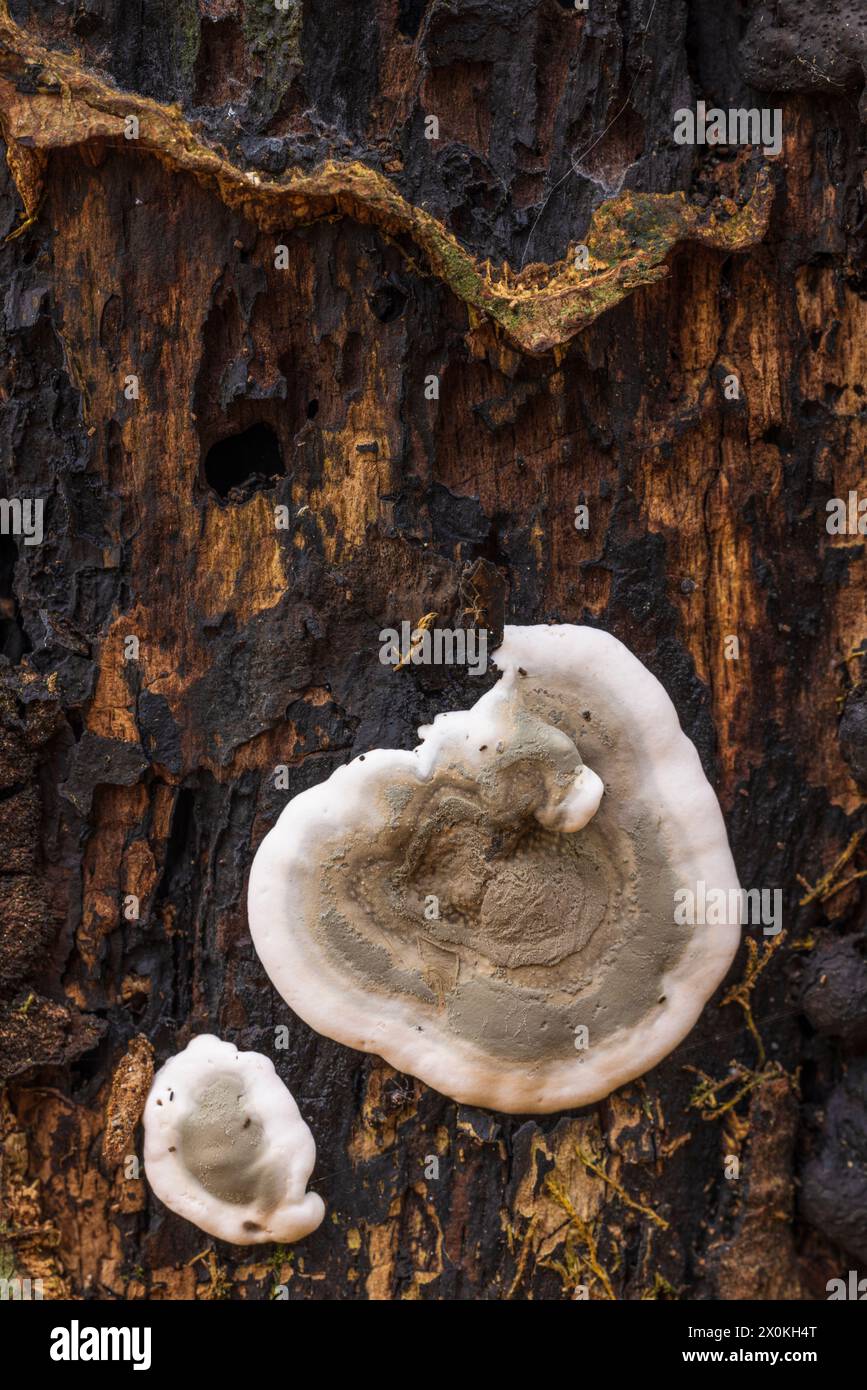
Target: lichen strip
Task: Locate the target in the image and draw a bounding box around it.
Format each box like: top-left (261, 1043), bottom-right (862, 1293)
top-left (0, 3), bottom-right (773, 355)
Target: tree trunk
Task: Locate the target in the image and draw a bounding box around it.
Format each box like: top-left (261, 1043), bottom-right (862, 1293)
top-left (0, 0), bottom-right (865, 1301)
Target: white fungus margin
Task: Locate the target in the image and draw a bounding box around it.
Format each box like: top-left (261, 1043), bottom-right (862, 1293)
top-left (247, 624), bottom-right (742, 1114)
top-left (143, 1035), bottom-right (324, 1244)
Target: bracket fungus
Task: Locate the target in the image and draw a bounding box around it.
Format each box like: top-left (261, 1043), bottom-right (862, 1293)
top-left (248, 625), bottom-right (741, 1113)
top-left (143, 1036), bottom-right (324, 1244)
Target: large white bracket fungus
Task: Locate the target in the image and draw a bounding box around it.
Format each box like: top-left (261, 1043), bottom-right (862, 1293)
top-left (248, 625), bottom-right (741, 1113)
top-left (143, 1035), bottom-right (324, 1243)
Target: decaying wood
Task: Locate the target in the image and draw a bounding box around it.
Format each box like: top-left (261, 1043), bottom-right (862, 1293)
top-left (101, 1033), bottom-right (153, 1170)
top-left (0, 0), bottom-right (865, 1300)
top-left (0, 3), bottom-right (774, 355)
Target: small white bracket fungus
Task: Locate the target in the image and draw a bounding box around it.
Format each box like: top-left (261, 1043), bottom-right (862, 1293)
top-left (248, 625), bottom-right (741, 1113)
top-left (143, 1036), bottom-right (324, 1244)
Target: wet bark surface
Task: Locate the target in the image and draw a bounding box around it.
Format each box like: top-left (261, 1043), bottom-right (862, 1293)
top-left (0, 0), bottom-right (865, 1300)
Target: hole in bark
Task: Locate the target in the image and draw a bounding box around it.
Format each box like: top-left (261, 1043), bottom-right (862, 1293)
top-left (370, 284), bottom-right (407, 323)
top-left (306, 399), bottom-right (319, 419)
top-left (203, 423), bottom-right (285, 502)
top-left (194, 18), bottom-right (247, 107)
top-left (71, 5), bottom-right (101, 38)
top-left (555, 0), bottom-right (583, 9)
top-left (398, 0), bottom-right (428, 36)
top-left (761, 424), bottom-right (794, 452)
top-left (0, 534), bottom-right (31, 663)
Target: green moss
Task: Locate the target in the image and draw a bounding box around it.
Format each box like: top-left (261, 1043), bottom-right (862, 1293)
top-left (241, 0), bottom-right (303, 128)
top-left (642, 1272), bottom-right (679, 1300)
top-left (244, 0), bottom-right (302, 55)
top-left (174, 0), bottom-right (202, 99)
top-left (0, 1240), bottom-right (17, 1283)
top-left (428, 230), bottom-right (486, 303)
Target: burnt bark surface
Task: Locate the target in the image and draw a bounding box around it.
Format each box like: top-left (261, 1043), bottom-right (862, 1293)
top-left (0, 0), bottom-right (865, 1300)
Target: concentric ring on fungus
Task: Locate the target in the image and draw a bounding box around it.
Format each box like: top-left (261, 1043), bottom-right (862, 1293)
top-left (247, 625), bottom-right (741, 1113)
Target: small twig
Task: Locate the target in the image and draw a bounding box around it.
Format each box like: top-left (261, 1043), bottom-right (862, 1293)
top-left (545, 1175), bottom-right (616, 1300)
top-left (720, 934), bottom-right (784, 1066)
top-left (684, 1061), bottom-right (781, 1121)
top-left (574, 1145), bottom-right (668, 1230)
top-left (798, 829), bottom-right (866, 906)
top-left (504, 1215), bottom-right (538, 1300)
top-left (393, 611), bottom-right (438, 671)
top-left (1, 1223), bottom-right (60, 1243)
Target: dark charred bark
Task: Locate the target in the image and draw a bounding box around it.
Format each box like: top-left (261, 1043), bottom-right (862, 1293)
top-left (0, 0), bottom-right (865, 1301)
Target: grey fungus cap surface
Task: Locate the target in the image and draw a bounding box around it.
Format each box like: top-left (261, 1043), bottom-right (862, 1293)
top-left (247, 624), bottom-right (741, 1114)
top-left (143, 1035), bottom-right (325, 1244)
